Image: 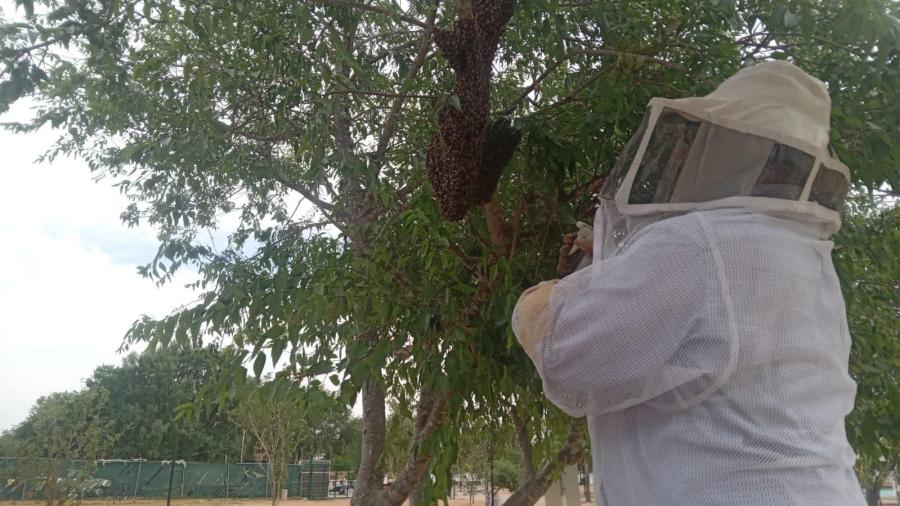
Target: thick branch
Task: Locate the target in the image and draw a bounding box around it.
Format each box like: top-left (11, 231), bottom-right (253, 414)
top-left (458, 0), bottom-right (474, 20)
top-left (580, 47), bottom-right (684, 69)
top-left (483, 192), bottom-right (509, 249)
top-left (381, 388), bottom-right (452, 505)
top-left (511, 405), bottom-right (536, 481)
top-left (503, 420), bottom-right (587, 506)
top-left (6, 22), bottom-right (83, 64)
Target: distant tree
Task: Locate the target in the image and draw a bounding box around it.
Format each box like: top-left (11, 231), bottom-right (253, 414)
top-left (85, 345), bottom-right (243, 461)
top-left (0, 431), bottom-right (21, 456)
top-left (4, 346), bottom-right (363, 470)
top-left (329, 416), bottom-right (362, 473)
top-left (231, 383), bottom-right (305, 506)
top-left (295, 384), bottom-right (360, 464)
top-left (382, 400), bottom-right (415, 479)
top-left (12, 390), bottom-right (118, 506)
top-left (493, 458), bottom-right (521, 493)
top-left (836, 197), bottom-right (900, 506)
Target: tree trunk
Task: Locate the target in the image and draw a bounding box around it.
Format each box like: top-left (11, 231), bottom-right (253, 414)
top-left (351, 379), bottom-right (451, 506)
top-left (582, 459), bottom-right (592, 503)
top-left (511, 406), bottom-right (535, 482)
top-left (351, 377), bottom-right (388, 506)
top-left (865, 481), bottom-right (881, 506)
top-left (408, 387), bottom-right (435, 506)
top-left (502, 421), bottom-right (586, 506)
top-left (861, 459), bottom-right (895, 506)
top-left (270, 462), bottom-right (278, 506)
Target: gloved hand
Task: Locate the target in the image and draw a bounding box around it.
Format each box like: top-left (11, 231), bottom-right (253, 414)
top-left (556, 222), bottom-right (594, 276)
top-left (512, 280), bottom-right (558, 368)
top-left (556, 232), bottom-right (584, 276)
top-left (516, 222), bottom-right (592, 368)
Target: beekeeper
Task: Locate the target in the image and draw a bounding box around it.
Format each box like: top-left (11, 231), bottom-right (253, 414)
top-left (512, 61), bottom-right (864, 505)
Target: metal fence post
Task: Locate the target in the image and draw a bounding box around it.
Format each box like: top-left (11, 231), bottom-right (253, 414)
top-left (166, 460), bottom-right (176, 506)
top-left (133, 459), bottom-right (143, 500)
top-left (225, 456), bottom-right (229, 499)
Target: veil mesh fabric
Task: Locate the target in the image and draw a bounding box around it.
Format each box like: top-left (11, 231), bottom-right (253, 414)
top-left (531, 207), bottom-right (863, 505)
top-left (602, 107), bottom-right (848, 227)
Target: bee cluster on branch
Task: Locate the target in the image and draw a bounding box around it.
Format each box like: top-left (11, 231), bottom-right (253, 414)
top-left (426, 0), bottom-right (521, 221)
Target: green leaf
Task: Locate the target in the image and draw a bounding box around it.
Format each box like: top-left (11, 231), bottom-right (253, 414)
top-left (271, 339), bottom-right (285, 366)
top-left (20, 0), bottom-right (34, 17)
top-left (783, 9), bottom-right (801, 28)
top-left (253, 352), bottom-right (266, 378)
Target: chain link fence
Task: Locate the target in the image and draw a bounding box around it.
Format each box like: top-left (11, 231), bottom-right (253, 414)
top-left (0, 458), bottom-right (346, 501)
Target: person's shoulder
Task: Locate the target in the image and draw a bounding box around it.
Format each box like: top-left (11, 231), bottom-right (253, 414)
top-left (629, 212), bottom-right (711, 251)
top-left (635, 209), bottom-right (804, 252)
top-left (691, 208), bottom-right (827, 242)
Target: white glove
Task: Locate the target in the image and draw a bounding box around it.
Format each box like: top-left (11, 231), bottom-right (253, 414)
top-left (511, 280), bottom-right (558, 369)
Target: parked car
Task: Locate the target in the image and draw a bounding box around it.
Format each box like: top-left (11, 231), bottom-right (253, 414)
top-left (329, 479), bottom-right (354, 495)
top-left (74, 478), bottom-right (112, 497)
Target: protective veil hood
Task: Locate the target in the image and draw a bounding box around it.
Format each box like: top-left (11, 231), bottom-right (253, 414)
top-left (600, 61), bottom-right (849, 238)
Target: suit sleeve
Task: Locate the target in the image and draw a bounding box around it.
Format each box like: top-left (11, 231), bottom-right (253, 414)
top-left (538, 215), bottom-right (738, 417)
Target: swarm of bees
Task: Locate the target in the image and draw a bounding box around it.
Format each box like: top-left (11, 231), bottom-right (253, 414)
top-left (426, 0), bottom-right (520, 221)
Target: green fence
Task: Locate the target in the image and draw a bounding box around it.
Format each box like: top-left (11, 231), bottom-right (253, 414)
top-left (0, 458), bottom-right (334, 501)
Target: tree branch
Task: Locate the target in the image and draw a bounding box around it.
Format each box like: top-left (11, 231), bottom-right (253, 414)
top-left (307, 0), bottom-right (434, 30)
top-left (500, 55), bottom-right (573, 116)
top-left (503, 419), bottom-right (587, 506)
top-left (266, 171), bottom-right (335, 213)
top-left (501, 47), bottom-right (685, 115)
top-left (381, 388), bottom-right (452, 505)
top-left (374, 6), bottom-right (437, 162)
top-left (511, 405), bottom-right (536, 481)
top-left (540, 66), bottom-right (612, 112)
top-left (323, 89), bottom-right (437, 100)
top-left (483, 192), bottom-right (509, 250)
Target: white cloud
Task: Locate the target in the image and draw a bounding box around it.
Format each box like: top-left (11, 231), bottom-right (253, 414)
top-left (0, 99), bottom-right (197, 431)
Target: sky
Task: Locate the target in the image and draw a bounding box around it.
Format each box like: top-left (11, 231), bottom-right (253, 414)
top-left (0, 98), bottom-right (199, 431)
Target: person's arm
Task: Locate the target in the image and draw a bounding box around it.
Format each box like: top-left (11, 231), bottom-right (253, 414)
top-left (515, 215), bottom-right (737, 417)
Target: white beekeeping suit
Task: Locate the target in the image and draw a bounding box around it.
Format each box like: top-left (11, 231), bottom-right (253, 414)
top-left (512, 61), bottom-right (865, 505)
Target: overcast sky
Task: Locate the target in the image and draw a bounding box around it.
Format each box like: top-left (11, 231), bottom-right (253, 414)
top-left (0, 97), bottom-right (199, 431)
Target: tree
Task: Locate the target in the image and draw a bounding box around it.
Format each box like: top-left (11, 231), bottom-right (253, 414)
top-left (1, 1), bottom-right (898, 504)
top-left (230, 382), bottom-right (305, 506)
top-left (3, 345), bottom-right (245, 462)
top-left (295, 384), bottom-right (360, 464)
top-left (84, 345), bottom-right (244, 461)
top-left (11, 390), bottom-right (118, 506)
top-left (2, 345), bottom-right (363, 468)
top-left (836, 197), bottom-right (900, 506)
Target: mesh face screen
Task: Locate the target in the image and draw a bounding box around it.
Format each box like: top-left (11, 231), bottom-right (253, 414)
top-left (601, 110), bottom-right (651, 199)
top-left (751, 143), bottom-right (815, 200)
top-left (629, 110), bottom-right (702, 204)
top-left (624, 108), bottom-right (829, 206)
top-left (808, 165), bottom-right (849, 211)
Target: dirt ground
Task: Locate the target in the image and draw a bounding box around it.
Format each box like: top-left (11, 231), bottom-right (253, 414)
top-left (0, 497), bottom-right (596, 505)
